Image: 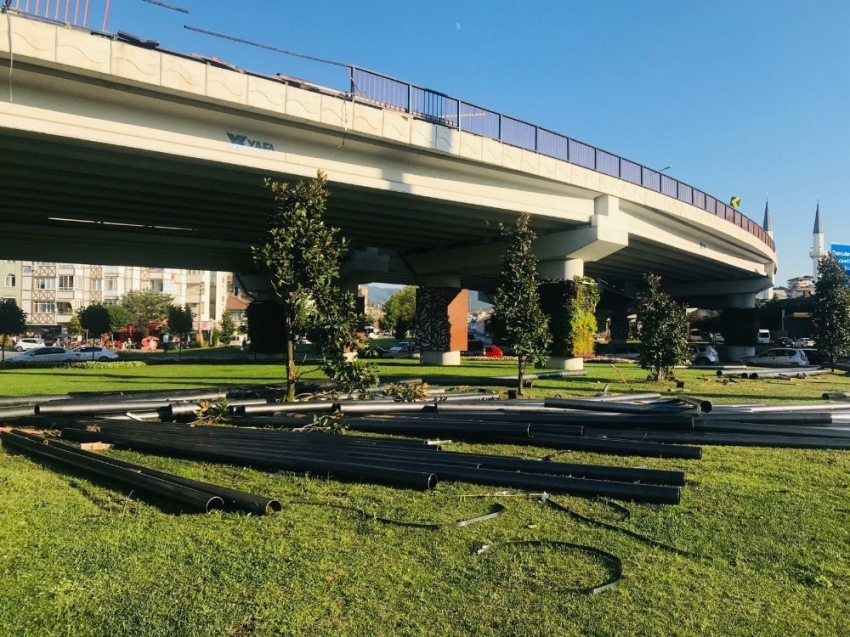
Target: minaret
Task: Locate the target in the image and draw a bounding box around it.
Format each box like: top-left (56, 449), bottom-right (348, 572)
top-left (759, 198), bottom-right (774, 300)
top-left (810, 200), bottom-right (826, 281)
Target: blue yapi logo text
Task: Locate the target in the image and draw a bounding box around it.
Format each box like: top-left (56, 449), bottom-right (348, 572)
top-left (227, 132), bottom-right (275, 151)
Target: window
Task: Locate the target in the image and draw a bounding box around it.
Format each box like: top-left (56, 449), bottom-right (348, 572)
top-left (35, 302), bottom-right (56, 313)
top-left (105, 277), bottom-right (118, 292)
top-left (103, 298), bottom-right (119, 306)
top-left (91, 279), bottom-right (103, 291)
top-left (4, 274), bottom-right (14, 287)
top-left (57, 302), bottom-right (73, 314)
top-left (35, 278), bottom-right (56, 290)
top-left (58, 275), bottom-right (77, 290)
top-left (23, 266), bottom-right (32, 274)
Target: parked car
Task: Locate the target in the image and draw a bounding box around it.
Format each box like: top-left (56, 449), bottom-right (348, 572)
top-left (13, 337), bottom-right (45, 352)
top-left (757, 329), bottom-right (772, 345)
top-left (688, 329), bottom-right (703, 343)
top-left (483, 345), bottom-right (504, 358)
top-left (793, 337), bottom-right (815, 348)
top-left (742, 348), bottom-right (809, 367)
top-left (712, 333), bottom-right (725, 345)
top-left (606, 345), bottom-right (640, 360)
top-left (5, 346), bottom-right (83, 363)
top-left (382, 342), bottom-right (416, 358)
top-left (801, 348), bottom-right (828, 366)
top-left (73, 346), bottom-right (119, 361)
top-left (771, 336), bottom-right (794, 347)
top-left (688, 344), bottom-right (720, 365)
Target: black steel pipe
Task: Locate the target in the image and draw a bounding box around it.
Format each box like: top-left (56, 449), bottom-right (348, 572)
top-left (9, 430), bottom-right (281, 514)
top-left (232, 402), bottom-right (336, 416)
top-left (583, 429), bottom-right (850, 449)
top-left (0, 394), bottom-right (69, 406)
top-left (1, 430), bottom-right (224, 513)
top-left (59, 429), bottom-right (438, 490)
top-left (0, 406), bottom-right (38, 420)
top-left (347, 420), bottom-right (533, 439)
top-left (543, 398), bottom-right (690, 415)
top-left (693, 420), bottom-right (850, 439)
top-left (37, 400), bottom-right (180, 416)
top-left (527, 433), bottom-right (702, 459)
top-left (700, 412), bottom-right (833, 425)
top-left (365, 410), bottom-right (696, 430)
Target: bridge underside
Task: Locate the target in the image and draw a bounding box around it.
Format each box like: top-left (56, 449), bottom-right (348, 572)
top-left (0, 129), bottom-right (766, 293)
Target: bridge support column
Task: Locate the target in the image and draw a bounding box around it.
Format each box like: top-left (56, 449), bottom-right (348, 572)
top-left (723, 293), bottom-right (757, 362)
top-left (538, 258), bottom-right (590, 372)
top-left (415, 283), bottom-right (468, 366)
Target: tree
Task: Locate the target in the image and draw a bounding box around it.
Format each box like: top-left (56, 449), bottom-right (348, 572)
top-left (168, 305), bottom-right (194, 361)
top-left (635, 273), bottom-right (689, 381)
top-left (380, 286), bottom-right (417, 340)
top-left (491, 212), bottom-right (551, 395)
top-left (106, 304), bottom-right (133, 335)
top-left (0, 299), bottom-right (26, 362)
top-left (66, 315), bottom-right (83, 338)
top-left (253, 170), bottom-right (377, 401)
top-left (813, 253), bottom-right (850, 369)
top-left (220, 312), bottom-right (237, 345)
top-left (120, 290), bottom-right (173, 336)
top-left (78, 304), bottom-right (111, 346)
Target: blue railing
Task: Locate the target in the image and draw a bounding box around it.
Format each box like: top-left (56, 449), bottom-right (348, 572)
top-left (350, 67), bottom-right (774, 252)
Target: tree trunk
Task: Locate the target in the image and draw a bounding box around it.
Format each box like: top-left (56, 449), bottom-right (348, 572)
top-left (284, 314), bottom-right (296, 402)
top-left (286, 338), bottom-right (296, 402)
top-left (1, 334), bottom-right (5, 362)
top-left (517, 355), bottom-right (525, 397)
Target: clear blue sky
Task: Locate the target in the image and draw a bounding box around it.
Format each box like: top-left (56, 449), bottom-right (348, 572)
top-left (106, 0), bottom-right (850, 285)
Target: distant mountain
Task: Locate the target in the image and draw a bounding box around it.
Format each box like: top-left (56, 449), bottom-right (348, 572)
top-left (366, 285), bottom-right (492, 310)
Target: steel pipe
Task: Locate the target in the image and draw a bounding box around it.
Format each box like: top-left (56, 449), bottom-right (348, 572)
top-left (1, 430), bottom-right (225, 513)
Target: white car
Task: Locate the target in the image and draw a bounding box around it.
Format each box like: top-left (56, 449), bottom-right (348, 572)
top-left (793, 338), bottom-right (815, 348)
top-left (606, 345), bottom-right (640, 360)
top-left (5, 346), bottom-right (83, 363)
top-left (688, 344), bottom-right (720, 365)
top-left (757, 329), bottom-right (772, 345)
top-left (14, 337), bottom-right (45, 352)
top-left (73, 346), bottom-right (119, 361)
top-left (743, 348), bottom-right (809, 367)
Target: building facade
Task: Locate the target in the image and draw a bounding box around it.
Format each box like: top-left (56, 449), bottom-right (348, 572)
top-left (1, 261), bottom-right (229, 336)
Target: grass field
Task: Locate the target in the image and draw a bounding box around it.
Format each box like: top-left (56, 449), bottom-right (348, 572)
top-left (1, 360), bottom-right (849, 636)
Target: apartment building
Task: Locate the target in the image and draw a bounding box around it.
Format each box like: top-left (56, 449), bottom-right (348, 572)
top-left (1, 261), bottom-right (229, 335)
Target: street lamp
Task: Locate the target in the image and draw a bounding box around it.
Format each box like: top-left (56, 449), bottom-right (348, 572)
top-left (658, 165), bottom-right (672, 174)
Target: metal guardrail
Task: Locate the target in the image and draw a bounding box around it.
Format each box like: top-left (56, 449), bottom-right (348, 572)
top-left (350, 67), bottom-right (774, 252)
top-left (6, 0), bottom-right (111, 31)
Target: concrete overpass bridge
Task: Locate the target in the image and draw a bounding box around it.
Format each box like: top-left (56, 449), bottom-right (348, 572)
top-left (0, 11), bottom-right (777, 362)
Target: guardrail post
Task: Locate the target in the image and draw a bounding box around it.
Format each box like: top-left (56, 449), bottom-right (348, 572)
top-left (457, 101), bottom-right (462, 132)
top-left (407, 83), bottom-right (412, 114)
top-left (534, 126), bottom-right (538, 152)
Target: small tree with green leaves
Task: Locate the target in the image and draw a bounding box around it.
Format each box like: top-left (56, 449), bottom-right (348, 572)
top-left (380, 286), bottom-right (417, 340)
top-left (78, 304), bottom-right (111, 348)
top-left (491, 212), bottom-right (551, 395)
top-left (220, 312), bottom-right (237, 345)
top-left (66, 315), bottom-right (83, 339)
top-left (813, 253), bottom-right (850, 369)
top-left (168, 305), bottom-right (194, 361)
top-left (635, 273), bottom-right (689, 381)
top-left (0, 299), bottom-right (26, 362)
top-left (120, 290), bottom-right (174, 336)
top-left (106, 304), bottom-right (132, 336)
top-left (253, 170), bottom-right (377, 401)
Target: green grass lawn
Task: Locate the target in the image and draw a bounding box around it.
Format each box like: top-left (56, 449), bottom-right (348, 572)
top-left (1, 361), bottom-right (849, 636)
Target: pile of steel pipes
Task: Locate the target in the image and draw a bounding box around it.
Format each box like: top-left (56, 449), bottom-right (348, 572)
top-left (0, 429), bottom-right (280, 514)
top-left (55, 420), bottom-right (683, 504)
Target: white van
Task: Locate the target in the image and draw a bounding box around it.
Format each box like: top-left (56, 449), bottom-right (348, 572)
top-left (757, 329), bottom-right (771, 345)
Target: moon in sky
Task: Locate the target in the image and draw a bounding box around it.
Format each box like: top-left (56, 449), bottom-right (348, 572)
top-left (455, 22), bottom-right (461, 30)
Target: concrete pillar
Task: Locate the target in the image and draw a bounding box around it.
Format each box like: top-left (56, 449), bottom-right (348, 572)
top-left (725, 292), bottom-right (757, 361)
top-left (538, 259), bottom-right (590, 371)
top-left (415, 287), bottom-right (468, 366)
